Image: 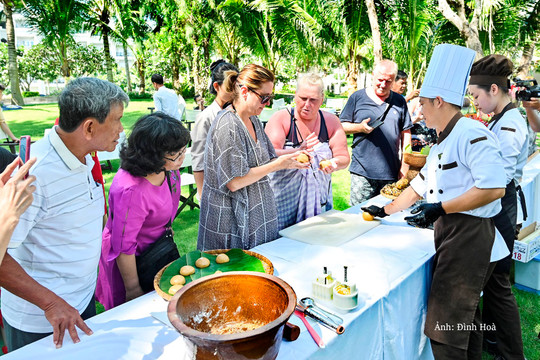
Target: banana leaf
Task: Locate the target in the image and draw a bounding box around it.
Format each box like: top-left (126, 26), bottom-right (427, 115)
top-left (159, 249), bottom-right (265, 294)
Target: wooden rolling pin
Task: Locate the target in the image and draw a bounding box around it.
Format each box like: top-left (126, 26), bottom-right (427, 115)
top-left (283, 322), bottom-right (300, 341)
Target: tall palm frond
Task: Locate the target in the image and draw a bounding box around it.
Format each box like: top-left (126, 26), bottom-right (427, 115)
top-left (20, 0), bottom-right (89, 79)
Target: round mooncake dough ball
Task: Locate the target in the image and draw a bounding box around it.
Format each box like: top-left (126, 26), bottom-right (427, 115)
top-left (180, 265), bottom-right (195, 276)
top-left (296, 153), bottom-right (309, 163)
top-left (170, 274), bottom-right (186, 285)
top-left (168, 284), bottom-right (183, 295)
top-left (215, 253), bottom-right (230, 264)
top-left (319, 160), bottom-right (333, 170)
top-left (214, 270), bottom-right (222, 274)
top-left (362, 212), bottom-right (374, 221)
top-left (195, 257), bottom-right (210, 268)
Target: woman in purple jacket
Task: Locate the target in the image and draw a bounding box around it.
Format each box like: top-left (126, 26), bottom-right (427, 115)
top-left (96, 112), bottom-right (190, 310)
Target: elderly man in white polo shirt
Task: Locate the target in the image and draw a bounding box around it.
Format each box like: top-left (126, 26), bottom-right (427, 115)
top-left (0, 77), bottom-right (129, 351)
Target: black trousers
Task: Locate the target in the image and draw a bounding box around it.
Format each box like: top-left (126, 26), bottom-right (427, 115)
top-left (483, 181), bottom-right (524, 359)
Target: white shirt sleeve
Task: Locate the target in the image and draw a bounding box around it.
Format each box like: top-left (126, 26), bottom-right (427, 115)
top-left (178, 95), bottom-right (186, 120)
top-left (191, 110), bottom-right (212, 172)
top-left (410, 166), bottom-right (428, 198)
top-left (153, 91), bottom-right (163, 112)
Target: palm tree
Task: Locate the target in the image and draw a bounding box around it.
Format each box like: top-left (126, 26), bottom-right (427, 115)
top-left (1, 0), bottom-right (24, 105)
top-left (20, 0), bottom-right (88, 81)
top-left (174, 0), bottom-right (218, 97)
top-left (120, 0), bottom-right (153, 94)
top-left (328, 0), bottom-right (372, 91)
top-left (382, 0), bottom-right (439, 88)
top-left (86, 0), bottom-right (125, 83)
top-left (245, 0), bottom-right (372, 91)
top-left (365, 0), bottom-right (382, 63)
top-left (512, 0), bottom-right (539, 77)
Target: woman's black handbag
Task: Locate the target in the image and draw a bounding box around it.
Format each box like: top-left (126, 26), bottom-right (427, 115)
top-left (136, 172), bottom-right (180, 293)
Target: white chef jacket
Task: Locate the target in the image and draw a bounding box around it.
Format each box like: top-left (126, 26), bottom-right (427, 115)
top-left (488, 107), bottom-right (528, 184)
top-left (410, 115), bottom-right (509, 261)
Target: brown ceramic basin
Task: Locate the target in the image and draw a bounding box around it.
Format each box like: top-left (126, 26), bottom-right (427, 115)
top-left (403, 152), bottom-right (427, 169)
top-left (167, 271), bottom-right (297, 360)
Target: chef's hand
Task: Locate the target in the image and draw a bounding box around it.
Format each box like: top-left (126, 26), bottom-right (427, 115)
top-left (361, 205), bottom-right (388, 218)
top-left (404, 202), bottom-right (446, 228)
top-left (43, 296), bottom-right (93, 348)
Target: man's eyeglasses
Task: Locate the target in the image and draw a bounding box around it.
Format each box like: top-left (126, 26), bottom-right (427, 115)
top-left (243, 85), bottom-right (274, 104)
top-left (164, 148), bottom-right (187, 162)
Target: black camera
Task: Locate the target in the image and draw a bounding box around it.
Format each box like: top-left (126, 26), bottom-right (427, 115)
top-left (514, 78), bottom-right (540, 101)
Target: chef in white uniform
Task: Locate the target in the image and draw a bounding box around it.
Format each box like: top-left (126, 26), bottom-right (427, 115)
top-left (363, 44), bottom-right (509, 359)
top-left (469, 55), bottom-right (527, 359)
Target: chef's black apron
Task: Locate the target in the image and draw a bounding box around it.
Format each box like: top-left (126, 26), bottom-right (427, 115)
top-left (482, 180), bottom-right (525, 358)
top-left (492, 180), bottom-right (517, 273)
top-left (425, 213), bottom-right (495, 350)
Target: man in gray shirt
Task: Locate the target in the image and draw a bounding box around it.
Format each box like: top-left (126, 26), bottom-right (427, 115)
top-left (340, 60), bottom-right (412, 205)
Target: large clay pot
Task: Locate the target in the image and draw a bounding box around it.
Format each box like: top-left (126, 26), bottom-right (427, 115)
top-left (168, 271), bottom-right (297, 360)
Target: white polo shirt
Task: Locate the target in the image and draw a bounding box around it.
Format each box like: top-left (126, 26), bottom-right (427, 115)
top-left (2, 127), bottom-right (105, 333)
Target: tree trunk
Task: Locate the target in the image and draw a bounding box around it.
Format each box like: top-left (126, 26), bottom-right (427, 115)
top-left (3, 1), bottom-right (25, 105)
top-left (517, 41), bottom-right (537, 78)
top-left (365, 0), bottom-right (383, 64)
top-left (102, 25), bottom-right (114, 83)
top-left (438, 0), bottom-right (483, 58)
top-left (136, 58), bottom-right (145, 95)
top-left (59, 41), bottom-right (70, 82)
top-left (200, 37), bottom-right (212, 98)
top-left (346, 53), bottom-right (359, 95)
top-left (123, 42), bottom-right (132, 92)
top-left (172, 63), bottom-right (180, 90)
top-left (192, 40), bottom-right (205, 97)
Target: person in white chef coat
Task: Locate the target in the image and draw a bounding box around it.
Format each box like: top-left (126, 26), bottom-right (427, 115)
top-left (363, 44), bottom-right (510, 359)
top-left (468, 55), bottom-right (527, 360)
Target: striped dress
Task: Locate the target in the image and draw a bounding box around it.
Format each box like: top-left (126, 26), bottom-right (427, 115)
top-left (197, 108), bottom-right (279, 250)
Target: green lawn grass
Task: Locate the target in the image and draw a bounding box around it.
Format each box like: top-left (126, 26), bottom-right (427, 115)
top-left (4, 101), bottom-right (539, 359)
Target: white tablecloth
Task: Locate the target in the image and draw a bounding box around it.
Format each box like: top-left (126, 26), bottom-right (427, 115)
top-left (519, 154), bottom-right (540, 227)
top-left (5, 155), bottom-right (540, 359)
top-left (4, 203), bottom-right (437, 360)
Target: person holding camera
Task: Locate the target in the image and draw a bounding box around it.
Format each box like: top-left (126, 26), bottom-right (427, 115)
top-left (523, 97), bottom-right (540, 132)
top-left (0, 158), bottom-right (36, 265)
top-left (468, 55), bottom-right (527, 360)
